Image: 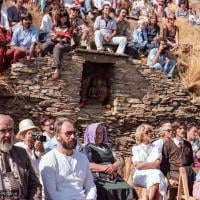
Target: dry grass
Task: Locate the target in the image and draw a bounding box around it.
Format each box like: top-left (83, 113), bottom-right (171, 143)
top-left (0, 77), bottom-right (16, 95)
top-left (174, 17), bottom-right (200, 100)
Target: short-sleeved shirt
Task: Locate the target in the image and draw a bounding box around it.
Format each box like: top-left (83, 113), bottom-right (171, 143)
top-left (146, 24), bottom-right (160, 41)
top-left (94, 15), bottom-right (117, 35)
top-left (175, 8), bottom-right (188, 18)
top-left (147, 47), bottom-right (168, 66)
top-left (7, 5), bottom-right (27, 26)
top-left (11, 24), bottom-right (39, 50)
top-left (116, 19), bottom-right (130, 38)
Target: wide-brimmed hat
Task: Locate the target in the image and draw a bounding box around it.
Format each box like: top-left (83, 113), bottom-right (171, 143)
top-left (16, 119), bottom-right (38, 140)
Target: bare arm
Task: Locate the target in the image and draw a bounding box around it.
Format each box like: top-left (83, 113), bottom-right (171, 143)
top-left (135, 159), bottom-right (161, 170)
top-left (89, 163), bottom-right (107, 172)
top-left (175, 27), bottom-right (179, 46)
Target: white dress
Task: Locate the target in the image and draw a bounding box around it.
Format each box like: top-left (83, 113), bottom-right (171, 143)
top-left (132, 143), bottom-right (168, 200)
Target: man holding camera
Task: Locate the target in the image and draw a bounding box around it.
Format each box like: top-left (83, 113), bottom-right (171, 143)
top-left (15, 119), bottom-right (45, 178)
top-left (147, 37), bottom-right (176, 78)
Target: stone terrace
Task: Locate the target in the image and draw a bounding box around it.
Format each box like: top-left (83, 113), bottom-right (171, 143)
top-left (1, 50), bottom-right (200, 155)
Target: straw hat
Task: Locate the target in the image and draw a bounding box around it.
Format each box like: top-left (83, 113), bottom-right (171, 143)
top-left (16, 119), bottom-right (38, 140)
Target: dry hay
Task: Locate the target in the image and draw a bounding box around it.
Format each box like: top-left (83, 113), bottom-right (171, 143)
top-left (0, 77), bottom-right (16, 95)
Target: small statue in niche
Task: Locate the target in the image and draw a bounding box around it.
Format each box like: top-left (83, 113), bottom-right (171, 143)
top-left (80, 74), bottom-right (109, 107)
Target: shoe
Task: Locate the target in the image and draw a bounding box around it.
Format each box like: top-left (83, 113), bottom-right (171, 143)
top-left (52, 69), bottom-right (60, 80)
top-left (11, 62), bottom-right (24, 72)
top-left (97, 48), bottom-right (104, 52)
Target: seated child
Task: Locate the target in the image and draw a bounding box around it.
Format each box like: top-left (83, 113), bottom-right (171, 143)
top-left (175, 0), bottom-right (189, 18)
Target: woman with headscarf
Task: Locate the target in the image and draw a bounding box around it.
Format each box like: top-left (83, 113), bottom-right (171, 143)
top-left (84, 122), bottom-right (138, 200)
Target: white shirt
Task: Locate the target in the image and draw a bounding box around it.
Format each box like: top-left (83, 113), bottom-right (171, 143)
top-left (40, 14), bottom-right (53, 33)
top-left (173, 138), bottom-right (184, 148)
top-left (63, 0), bottom-right (73, 8)
top-left (153, 138), bottom-right (164, 154)
top-left (1, 5), bottom-right (9, 29)
top-left (39, 149), bottom-right (97, 200)
top-left (14, 142), bottom-right (40, 177)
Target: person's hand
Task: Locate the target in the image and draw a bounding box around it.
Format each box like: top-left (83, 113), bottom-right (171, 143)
top-left (104, 35), bottom-right (112, 43)
top-left (158, 43), bottom-right (165, 53)
top-left (34, 140), bottom-right (45, 153)
top-left (196, 150), bottom-right (200, 159)
top-left (112, 162), bottom-right (119, 172)
top-left (165, 57), bottom-right (169, 64)
top-left (169, 179), bottom-right (178, 187)
top-left (104, 164), bottom-right (115, 174)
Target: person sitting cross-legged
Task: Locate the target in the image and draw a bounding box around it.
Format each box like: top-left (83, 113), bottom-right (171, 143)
top-left (147, 37), bottom-right (176, 78)
top-left (84, 122), bottom-right (138, 200)
top-left (94, 3), bottom-right (127, 54)
top-left (5, 12), bottom-right (39, 69)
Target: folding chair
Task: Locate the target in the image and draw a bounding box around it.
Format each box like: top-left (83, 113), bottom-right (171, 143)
top-left (176, 167), bottom-right (195, 200)
top-left (123, 156), bottom-right (148, 200)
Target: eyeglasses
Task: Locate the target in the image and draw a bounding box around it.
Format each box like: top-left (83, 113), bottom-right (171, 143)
top-left (0, 128), bottom-right (13, 135)
top-left (64, 131), bottom-right (77, 137)
top-left (164, 129), bottom-right (173, 132)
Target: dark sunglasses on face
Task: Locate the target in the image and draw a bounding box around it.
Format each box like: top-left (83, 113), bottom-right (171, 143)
top-left (64, 131), bottom-right (77, 137)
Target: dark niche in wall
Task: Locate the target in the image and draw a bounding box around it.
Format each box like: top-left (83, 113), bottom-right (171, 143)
top-left (80, 61), bottom-right (114, 106)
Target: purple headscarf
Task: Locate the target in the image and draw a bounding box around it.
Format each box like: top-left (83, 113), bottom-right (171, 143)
top-left (84, 122), bottom-right (108, 145)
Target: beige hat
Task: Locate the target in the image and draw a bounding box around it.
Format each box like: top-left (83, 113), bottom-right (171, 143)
top-left (16, 119), bottom-right (38, 140)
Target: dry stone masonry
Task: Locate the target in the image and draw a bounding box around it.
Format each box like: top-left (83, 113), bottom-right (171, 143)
top-left (1, 49), bottom-right (200, 155)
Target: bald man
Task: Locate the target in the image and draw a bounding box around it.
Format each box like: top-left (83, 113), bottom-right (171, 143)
top-left (0, 114), bottom-right (42, 200)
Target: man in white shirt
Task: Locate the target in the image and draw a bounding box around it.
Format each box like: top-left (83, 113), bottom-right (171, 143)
top-left (94, 3), bottom-right (127, 53)
top-left (39, 117), bottom-right (97, 200)
top-left (153, 122), bottom-right (173, 153)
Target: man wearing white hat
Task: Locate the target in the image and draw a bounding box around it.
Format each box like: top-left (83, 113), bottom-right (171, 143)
top-left (0, 114), bottom-right (41, 199)
top-left (15, 119), bottom-right (45, 178)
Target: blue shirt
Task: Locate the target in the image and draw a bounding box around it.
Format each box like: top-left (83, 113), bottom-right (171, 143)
top-left (44, 136), bottom-right (58, 152)
top-left (147, 47), bottom-right (168, 66)
top-left (133, 27), bottom-right (148, 45)
top-left (11, 24), bottom-right (39, 49)
top-left (94, 15), bottom-right (117, 35)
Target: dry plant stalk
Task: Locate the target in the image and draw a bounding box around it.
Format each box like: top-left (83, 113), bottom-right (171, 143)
top-left (0, 77), bottom-right (16, 96)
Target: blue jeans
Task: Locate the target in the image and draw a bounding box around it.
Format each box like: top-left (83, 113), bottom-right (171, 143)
top-left (80, 0), bottom-right (91, 19)
top-left (151, 59), bottom-right (176, 78)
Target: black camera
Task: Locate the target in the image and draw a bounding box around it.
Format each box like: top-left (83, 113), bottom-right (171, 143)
top-left (32, 132), bottom-right (47, 142)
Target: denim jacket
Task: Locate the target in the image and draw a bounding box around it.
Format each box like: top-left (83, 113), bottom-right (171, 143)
top-left (133, 27), bottom-right (148, 47)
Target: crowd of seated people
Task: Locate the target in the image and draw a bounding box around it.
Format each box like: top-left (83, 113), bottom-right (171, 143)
top-left (0, 0), bottom-right (198, 79)
top-left (0, 113), bottom-right (200, 200)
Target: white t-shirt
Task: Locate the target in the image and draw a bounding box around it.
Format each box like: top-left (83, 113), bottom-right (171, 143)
top-left (63, 0), bottom-right (73, 8)
top-left (39, 149), bottom-right (97, 200)
top-left (40, 14), bottom-right (53, 33)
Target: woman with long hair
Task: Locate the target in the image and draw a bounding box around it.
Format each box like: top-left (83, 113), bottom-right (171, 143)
top-left (41, 8), bottom-right (73, 79)
top-left (163, 13), bottom-right (179, 48)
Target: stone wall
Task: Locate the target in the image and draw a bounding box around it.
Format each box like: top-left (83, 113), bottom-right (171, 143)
top-left (1, 50), bottom-right (200, 155)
